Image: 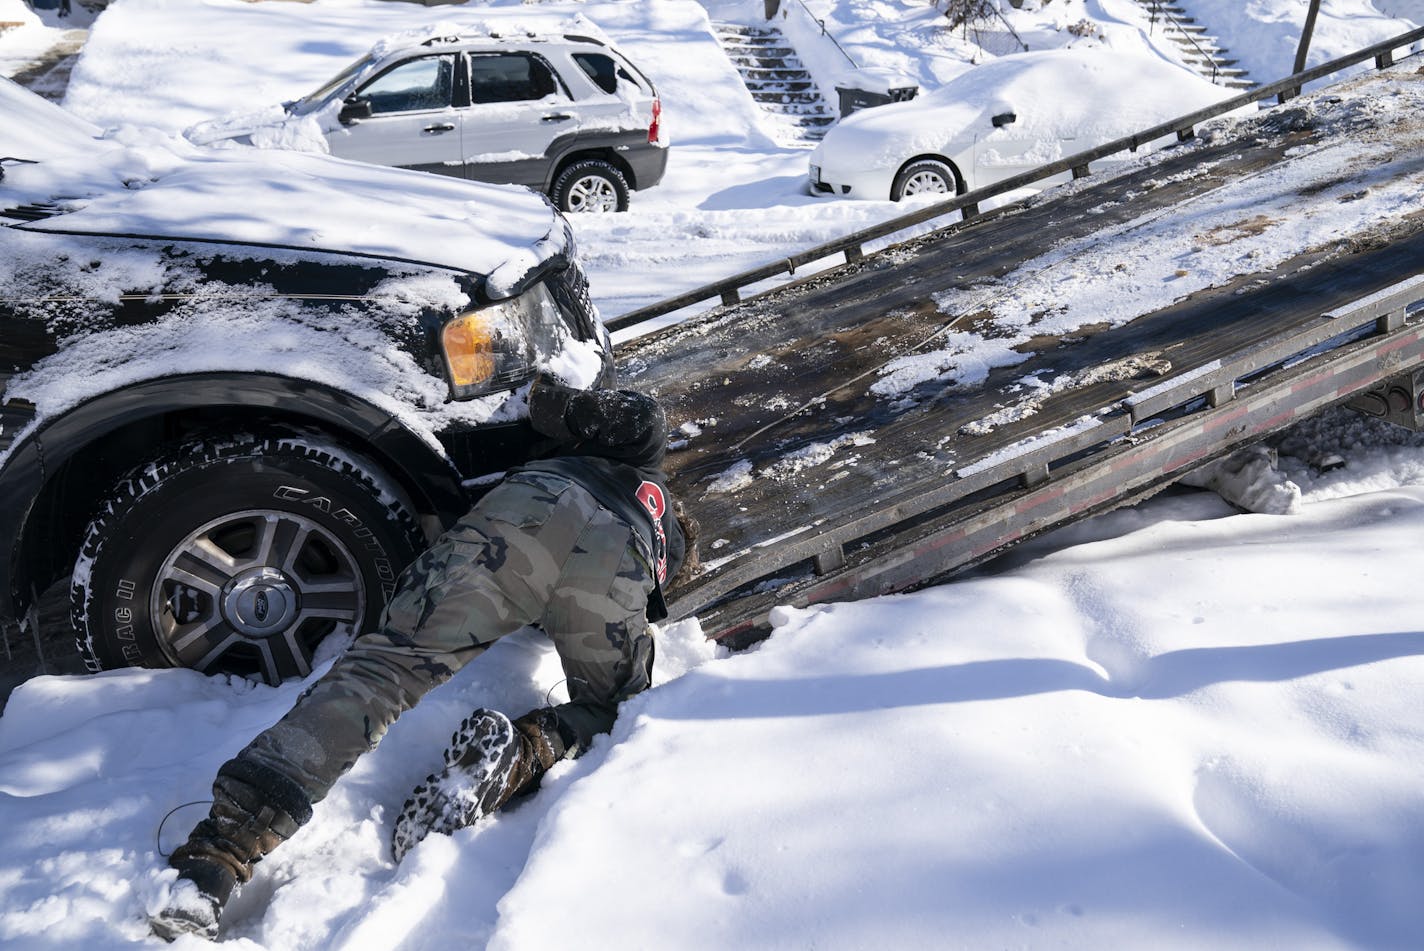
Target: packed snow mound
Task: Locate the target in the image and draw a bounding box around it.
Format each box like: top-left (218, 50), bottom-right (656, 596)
top-left (1179, 445), bottom-right (1303, 515)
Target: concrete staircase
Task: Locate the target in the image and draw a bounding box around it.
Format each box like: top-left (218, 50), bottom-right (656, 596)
top-left (1136, 1), bottom-right (1255, 90)
top-left (714, 22), bottom-right (837, 145)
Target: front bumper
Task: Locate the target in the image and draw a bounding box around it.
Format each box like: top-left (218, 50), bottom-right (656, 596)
top-left (808, 173), bottom-right (853, 197)
top-left (807, 162), bottom-right (891, 201)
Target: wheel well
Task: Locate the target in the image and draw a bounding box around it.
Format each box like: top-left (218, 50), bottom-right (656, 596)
top-left (895, 154), bottom-right (965, 195)
top-left (551, 151), bottom-right (636, 190)
top-left (14, 403), bottom-right (452, 616)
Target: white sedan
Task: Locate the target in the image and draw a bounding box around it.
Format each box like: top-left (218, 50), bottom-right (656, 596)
top-left (809, 49), bottom-right (1236, 202)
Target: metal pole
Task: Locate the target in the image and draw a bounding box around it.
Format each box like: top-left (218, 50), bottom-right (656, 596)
top-left (1294, 0), bottom-right (1323, 74)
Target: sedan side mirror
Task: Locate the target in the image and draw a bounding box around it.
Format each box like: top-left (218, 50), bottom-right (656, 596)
top-left (991, 111), bottom-right (1018, 128)
top-left (339, 97), bottom-right (373, 124)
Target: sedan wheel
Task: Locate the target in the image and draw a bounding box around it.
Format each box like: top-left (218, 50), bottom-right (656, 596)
top-left (891, 159), bottom-right (958, 201)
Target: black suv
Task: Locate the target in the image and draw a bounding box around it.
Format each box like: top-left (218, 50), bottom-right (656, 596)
top-left (0, 79), bottom-right (614, 684)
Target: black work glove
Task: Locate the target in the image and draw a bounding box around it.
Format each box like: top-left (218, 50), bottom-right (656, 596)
top-left (527, 375), bottom-right (667, 461)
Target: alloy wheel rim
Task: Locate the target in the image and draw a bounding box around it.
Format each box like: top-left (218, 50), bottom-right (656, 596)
top-left (568, 175), bottom-right (619, 212)
top-left (149, 509), bottom-right (365, 683)
top-left (903, 171), bottom-right (950, 195)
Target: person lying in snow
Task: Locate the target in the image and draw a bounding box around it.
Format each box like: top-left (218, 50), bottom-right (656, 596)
top-left (150, 378), bottom-right (696, 942)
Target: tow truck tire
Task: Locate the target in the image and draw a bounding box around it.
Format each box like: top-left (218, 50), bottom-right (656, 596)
top-left (70, 429), bottom-right (425, 685)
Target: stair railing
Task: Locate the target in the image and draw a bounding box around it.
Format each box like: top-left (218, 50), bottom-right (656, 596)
top-left (1145, 0), bottom-right (1222, 84)
top-left (782, 0), bottom-right (859, 70)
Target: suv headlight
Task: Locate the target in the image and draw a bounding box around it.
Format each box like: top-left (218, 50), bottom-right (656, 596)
top-left (440, 283), bottom-right (568, 399)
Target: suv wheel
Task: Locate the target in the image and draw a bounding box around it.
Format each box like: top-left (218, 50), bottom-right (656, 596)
top-left (552, 159), bottom-right (630, 213)
top-left (70, 430), bottom-right (425, 685)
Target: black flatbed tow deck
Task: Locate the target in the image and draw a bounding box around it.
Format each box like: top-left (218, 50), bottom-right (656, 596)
top-left (619, 64), bottom-right (1424, 639)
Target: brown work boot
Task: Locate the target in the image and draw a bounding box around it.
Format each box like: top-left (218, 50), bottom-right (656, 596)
top-left (149, 760), bottom-right (312, 942)
top-left (390, 708), bottom-right (568, 862)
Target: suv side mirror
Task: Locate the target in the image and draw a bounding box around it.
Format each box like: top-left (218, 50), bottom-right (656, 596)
top-left (991, 111), bottom-right (1017, 128)
top-left (339, 97), bottom-right (373, 124)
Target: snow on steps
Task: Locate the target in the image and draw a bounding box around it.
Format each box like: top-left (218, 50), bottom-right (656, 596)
top-left (1134, 0), bottom-right (1257, 90)
top-left (713, 21), bottom-right (837, 146)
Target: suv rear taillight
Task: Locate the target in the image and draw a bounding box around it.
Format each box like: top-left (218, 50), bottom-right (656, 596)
top-left (648, 97), bottom-right (661, 145)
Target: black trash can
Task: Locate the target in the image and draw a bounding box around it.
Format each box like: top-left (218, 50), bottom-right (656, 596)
top-left (833, 69), bottom-right (918, 118)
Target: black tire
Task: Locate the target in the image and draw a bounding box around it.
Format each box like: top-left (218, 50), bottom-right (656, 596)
top-left (70, 430), bottom-right (425, 685)
top-left (551, 159), bottom-right (630, 214)
top-left (890, 158), bottom-right (959, 201)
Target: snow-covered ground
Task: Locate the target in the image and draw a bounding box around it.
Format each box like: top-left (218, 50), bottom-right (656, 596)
top-left (5, 409), bottom-right (1424, 950)
top-left (4, 1), bottom-right (1424, 948)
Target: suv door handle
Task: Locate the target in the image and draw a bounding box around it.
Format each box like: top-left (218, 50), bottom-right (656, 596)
top-left (422, 123), bottom-right (456, 134)
top-left (541, 114), bottom-right (573, 123)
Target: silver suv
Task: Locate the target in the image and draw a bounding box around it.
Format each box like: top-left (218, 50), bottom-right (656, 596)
top-left (190, 31), bottom-right (668, 213)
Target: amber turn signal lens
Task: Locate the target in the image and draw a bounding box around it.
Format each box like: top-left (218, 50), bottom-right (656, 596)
top-left (442, 312), bottom-right (497, 387)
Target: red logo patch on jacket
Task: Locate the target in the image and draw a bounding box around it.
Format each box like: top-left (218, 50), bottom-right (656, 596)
top-left (636, 481), bottom-right (669, 583)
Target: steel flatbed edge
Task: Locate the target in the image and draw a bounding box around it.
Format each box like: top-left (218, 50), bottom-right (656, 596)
top-left (666, 277), bottom-right (1424, 640)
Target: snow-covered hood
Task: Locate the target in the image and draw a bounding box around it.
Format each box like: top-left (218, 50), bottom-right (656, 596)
top-left (2, 80), bottom-right (565, 287)
top-left (14, 147), bottom-right (565, 283)
top-left (0, 76), bottom-right (103, 159)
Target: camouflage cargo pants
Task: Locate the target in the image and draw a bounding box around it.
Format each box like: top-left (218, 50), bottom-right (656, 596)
top-left (235, 470), bottom-right (656, 804)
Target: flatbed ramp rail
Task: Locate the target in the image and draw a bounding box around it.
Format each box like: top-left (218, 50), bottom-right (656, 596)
top-left (657, 277), bottom-right (1424, 640)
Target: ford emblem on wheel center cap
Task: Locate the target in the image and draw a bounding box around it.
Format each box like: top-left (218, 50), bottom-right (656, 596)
top-left (221, 567), bottom-right (300, 638)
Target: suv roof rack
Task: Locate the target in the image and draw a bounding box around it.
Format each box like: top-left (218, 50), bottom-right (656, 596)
top-left (418, 30), bottom-right (572, 47)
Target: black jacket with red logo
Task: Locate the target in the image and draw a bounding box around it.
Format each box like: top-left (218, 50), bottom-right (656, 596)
top-left (517, 382), bottom-right (686, 620)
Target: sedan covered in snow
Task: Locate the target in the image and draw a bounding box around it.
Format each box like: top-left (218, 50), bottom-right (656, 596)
top-left (809, 49), bottom-right (1236, 202)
